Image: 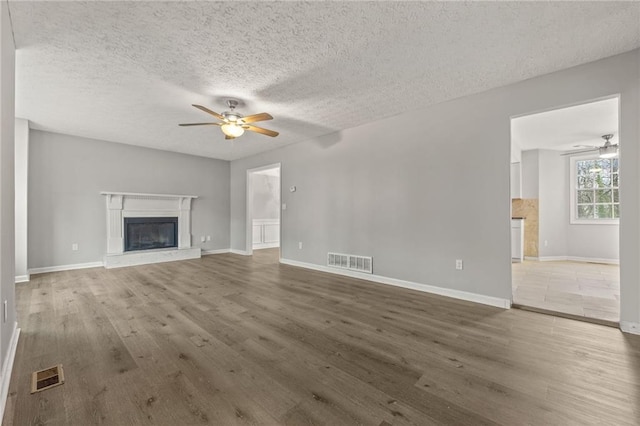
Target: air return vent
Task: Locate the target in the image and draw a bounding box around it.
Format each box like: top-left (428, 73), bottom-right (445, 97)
top-left (31, 364), bottom-right (65, 394)
top-left (327, 252), bottom-right (372, 274)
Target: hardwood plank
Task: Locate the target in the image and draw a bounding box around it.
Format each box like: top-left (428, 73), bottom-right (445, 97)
top-left (4, 249), bottom-right (639, 425)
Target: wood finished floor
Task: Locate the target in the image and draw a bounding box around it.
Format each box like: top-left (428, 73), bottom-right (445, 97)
top-left (4, 249), bottom-right (640, 425)
top-left (512, 261), bottom-right (620, 323)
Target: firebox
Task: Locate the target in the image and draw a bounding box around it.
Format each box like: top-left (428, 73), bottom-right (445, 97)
top-left (124, 217), bottom-right (178, 252)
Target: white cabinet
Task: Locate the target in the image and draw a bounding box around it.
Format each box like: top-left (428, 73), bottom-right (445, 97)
top-left (511, 219), bottom-right (524, 262)
top-left (510, 162), bottom-right (522, 199)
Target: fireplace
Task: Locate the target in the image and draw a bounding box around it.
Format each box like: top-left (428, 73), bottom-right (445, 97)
top-left (101, 192), bottom-right (200, 268)
top-left (124, 217), bottom-right (178, 252)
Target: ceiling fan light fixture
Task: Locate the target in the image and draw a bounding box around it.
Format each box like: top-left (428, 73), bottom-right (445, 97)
top-left (599, 144), bottom-right (618, 159)
top-left (221, 123), bottom-right (245, 138)
top-left (180, 101), bottom-right (277, 139)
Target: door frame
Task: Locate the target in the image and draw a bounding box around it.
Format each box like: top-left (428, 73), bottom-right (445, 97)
top-left (245, 163), bottom-right (281, 257)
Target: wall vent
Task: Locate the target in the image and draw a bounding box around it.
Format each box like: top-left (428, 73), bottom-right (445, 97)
top-left (327, 252), bottom-right (372, 274)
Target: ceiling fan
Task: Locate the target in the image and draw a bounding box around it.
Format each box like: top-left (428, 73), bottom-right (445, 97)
top-left (562, 134), bottom-right (618, 158)
top-left (179, 100), bottom-right (279, 139)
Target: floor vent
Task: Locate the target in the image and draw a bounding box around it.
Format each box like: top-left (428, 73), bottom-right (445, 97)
top-left (328, 252), bottom-right (372, 274)
top-left (31, 364), bottom-right (65, 394)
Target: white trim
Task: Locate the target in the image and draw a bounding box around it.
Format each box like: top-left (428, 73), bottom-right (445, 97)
top-left (252, 218), bottom-right (280, 225)
top-left (230, 249), bottom-right (251, 256)
top-left (537, 256), bottom-right (619, 265)
top-left (524, 256), bottom-right (539, 261)
top-left (280, 258), bottom-right (511, 309)
top-left (100, 191), bottom-right (197, 199)
top-left (252, 219), bottom-right (280, 249)
top-left (537, 256), bottom-right (568, 262)
top-left (202, 249), bottom-right (231, 255)
top-left (620, 322), bottom-right (640, 335)
top-left (253, 243), bottom-right (280, 250)
top-left (102, 192), bottom-right (196, 256)
top-left (14, 275), bottom-right (29, 283)
top-left (29, 261), bottom-right (104, 275)
top-left (246, 163), bottom-right (281, 256)
top-left (0, 323), bottom-right (20, 422)
top-left (567, 256), bottom-right (619, 265)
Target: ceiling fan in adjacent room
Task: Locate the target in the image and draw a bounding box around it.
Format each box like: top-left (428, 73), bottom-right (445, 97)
top-left (562, 134), bottom-right (619, 158)
top-left (179, 100), bottom-right (279, 139)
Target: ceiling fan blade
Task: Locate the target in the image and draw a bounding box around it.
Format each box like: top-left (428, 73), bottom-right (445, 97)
top-left (561, 148), bottom-right (598, 156)
top-left (178, 122), bottom-right (222, 126)
top-left (192, 104), bottom-right (225, 120)
top-left (225, 135), bottom-right (235, 140)
top-left (244, 125), bottom-right (279, 137)
top-left (241, 113), bottom-right (273, 124)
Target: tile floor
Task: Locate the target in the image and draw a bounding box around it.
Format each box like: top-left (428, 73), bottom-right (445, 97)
top-left (512, 260), bottom-right (620, 323)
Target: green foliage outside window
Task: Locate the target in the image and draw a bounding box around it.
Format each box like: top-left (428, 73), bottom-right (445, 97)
top-left (575, 158), bottom-right (619, 219)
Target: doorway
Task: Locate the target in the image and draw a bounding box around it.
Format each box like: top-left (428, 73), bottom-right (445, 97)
top-left (510, 97), bottom-right (620, 325)
top-left (246, 164), bottom-right (281, 257)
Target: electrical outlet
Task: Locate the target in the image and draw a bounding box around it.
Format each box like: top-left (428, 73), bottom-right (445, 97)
top-left (72, 243), bottom-right (78, 251)
top-left (206, 236), bottom-right (211, 241)
top-left (298, 242), bottom-right (303, 250)
top-left (200, 236), bottom-right (205, 243)
top-left (544, 240), bottom-right (548, 247)
top-left (282, 203), bottom-right (287, 210)
top-left (455, 259), bottom-right (463, 270)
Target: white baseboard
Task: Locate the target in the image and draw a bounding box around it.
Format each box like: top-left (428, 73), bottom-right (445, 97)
top-left (567, 256), bottom-right (619, 265)
top-left (280, 258), bottom-right (511, 309)
top-left (29, 261), bottom-right (104, 275)
top-left (253, 243), bottom-right (279, 250)
top-left (230, 249), bottom-right (251, 256)
top-left (14, 275), bottom-right (29, 284)
top-left (537, 256), bottom-right (619, 265)
top-left (524, 256), bottom-right (539, 261)
top-left (202, 249), bottom-right (231, 255)
top-left (537, 256), bottom-right (566, 262)
top-left (620, 321), bottom-right (640, 335)
top-left (0, 322), bottom-right (20, 423)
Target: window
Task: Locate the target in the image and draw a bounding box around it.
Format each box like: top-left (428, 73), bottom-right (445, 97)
top-left (570, 155), bottom-right (619, 224)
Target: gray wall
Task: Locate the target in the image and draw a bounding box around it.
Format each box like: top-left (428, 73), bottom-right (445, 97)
top-left (15, 118), bottom-right (28, 280)
top-left (252, 174), bottom-right (280, 220)
top-left (537, 150), bottom-right (568, 258)
top-left (28, 131), bottom-right (230, 268)
top-left (521, 150), bottom-right (539, 199)
top-left (532, 149), bottom-right (619, 260)
top-left (536, 150), bottom-right (624, 260)
top-left (233, 89), bottom-right (514, 300)
top-left (0, 0), bottom-right (16, 371)
top-left (230, 50), bottom-right (640, 325)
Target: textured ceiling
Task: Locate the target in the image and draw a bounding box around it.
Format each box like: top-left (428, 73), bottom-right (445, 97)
top-left (512, 97), bottom-right (619, 153)
top-left (10, 1), bottom-right (640, 161)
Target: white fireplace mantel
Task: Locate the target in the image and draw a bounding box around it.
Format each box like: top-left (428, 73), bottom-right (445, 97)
top-left (100, 191), bottom-right (200, 268)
